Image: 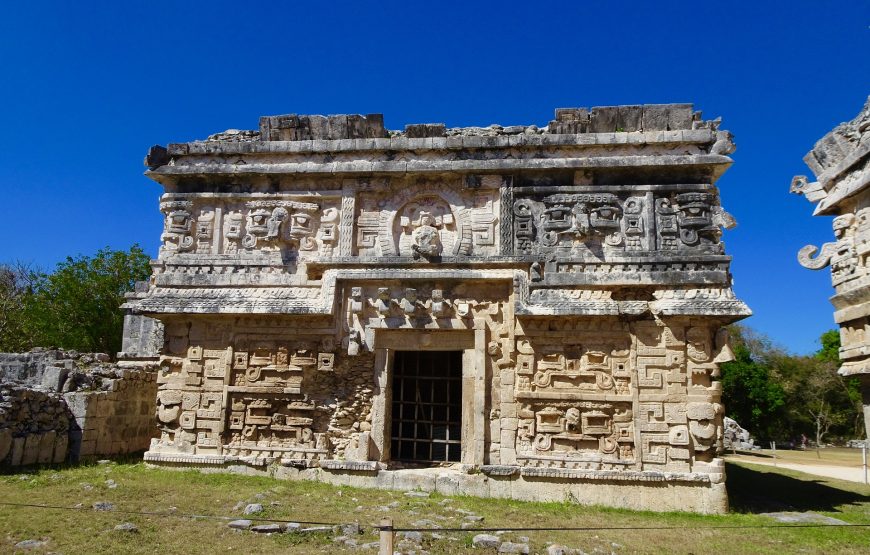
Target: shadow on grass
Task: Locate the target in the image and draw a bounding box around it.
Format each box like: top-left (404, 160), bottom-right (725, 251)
top-left (726, 461), bottom-right (869, 513)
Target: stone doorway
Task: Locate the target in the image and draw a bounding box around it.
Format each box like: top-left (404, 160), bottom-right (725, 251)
top-left (390, 350), bottom-right (462, 463)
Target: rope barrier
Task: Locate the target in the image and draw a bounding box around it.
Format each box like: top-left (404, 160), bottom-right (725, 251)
top-left (2, 502), bottom-right (869, 532)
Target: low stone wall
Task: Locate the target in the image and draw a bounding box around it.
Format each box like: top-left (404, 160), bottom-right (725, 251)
top-left (0, 349), bottom-right (158, 466)
top-left (0, 385), bottom-right (70, 465)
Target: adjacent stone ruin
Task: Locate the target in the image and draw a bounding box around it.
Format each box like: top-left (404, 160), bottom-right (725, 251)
top-left (0, 349), bottom-right (158, 465)
top-left (129, 104), bottom-right (749, 513)
top-left (794, 96), bottom-right (870, 443)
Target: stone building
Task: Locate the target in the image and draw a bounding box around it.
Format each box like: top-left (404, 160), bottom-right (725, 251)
top-left (794, 96), bottom-right (870, 442)
top-left (129, 104), bottom-right (749, 513)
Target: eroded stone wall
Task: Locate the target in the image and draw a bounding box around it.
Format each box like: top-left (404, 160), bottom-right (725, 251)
top-left (0, 350), bottom-right (158, 465)
top-left (131, 104), bottom-right (748, 512)
top-left (794, 96), bottom-right (870, 441)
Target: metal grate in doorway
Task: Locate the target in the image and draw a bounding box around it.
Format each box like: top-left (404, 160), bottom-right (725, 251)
top-left (390, 350), bottom-right (462, 463)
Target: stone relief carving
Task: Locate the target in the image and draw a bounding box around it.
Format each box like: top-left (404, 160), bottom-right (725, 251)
top-left (798, 213), bottom-right (862, 287)
top-left (156, 196), bottom-right (341, 262)
top-left (136, 106), bottom-right (747, 512)
top-left (512, 190), bottom-right (734, 258)
top-left (354, 184), bottom-right (499, 258)
top-left (159, 200), bottom-right (195, 254)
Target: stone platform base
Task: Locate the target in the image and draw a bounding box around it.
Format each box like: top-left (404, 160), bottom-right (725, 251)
top-left (143, 455), bottom-right (728, 514)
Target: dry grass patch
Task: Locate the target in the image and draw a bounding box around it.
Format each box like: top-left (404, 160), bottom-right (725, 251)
top-left (0, 459), bottom-right (867, 554)
top-left (728, 447), bottom-right (866, 468)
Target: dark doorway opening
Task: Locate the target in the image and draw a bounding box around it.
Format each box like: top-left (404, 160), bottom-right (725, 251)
top-left (391, 350), bottom-right (462, 463)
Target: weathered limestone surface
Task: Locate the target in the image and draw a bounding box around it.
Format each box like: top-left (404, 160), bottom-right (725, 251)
top-left (131, 104), bottom-right (749, 513)
top-left (794, 96), bottom-right (870, 441)
top-left (0, 349), bottom-right (158, 465)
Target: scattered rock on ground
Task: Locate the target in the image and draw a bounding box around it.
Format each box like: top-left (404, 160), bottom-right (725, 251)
top-left (403, 530), bottom-right (424, 542)
top-left (106, 479), bottom-right (118, 489)
top-left (301, 526), bottom-right (332, 533)
top-left (251, 524), bottom-right (282, 534)
top-left (243, 503), bottom-right (263, 515)
top-left (228, 520), bottom-right (252, 530)
top-left (92, 502), bottom-right (114, 511)
top-left (761, 511), bottom-right (848, 525)
top-left (396, 539), bottom-right (422, 551)
top-left (464, 515), bottom-right (484, 522)
top-left (499, 542), bottom-right (530, 554)
top-left (283, 522), bottom-right (302, 532)
top-left (14, 539), bottom-right (46, 550)
top-left (404, 491), bottom-right (430, 498)
top-left (473, 534), bottom-right (502, 548)
top-left (113, 522), bottom-right (138, 533)
top-left (340, 523), bottom-right (362, 536)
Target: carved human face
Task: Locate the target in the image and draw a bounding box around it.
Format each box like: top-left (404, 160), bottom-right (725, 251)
top-left (686, 328), bottom-right (711, 362)
top-left (833, 214), bottom-right (855, 238)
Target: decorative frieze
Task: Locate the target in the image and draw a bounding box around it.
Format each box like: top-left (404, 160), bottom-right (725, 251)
top-left (127, 104), bottom-right (747, 513)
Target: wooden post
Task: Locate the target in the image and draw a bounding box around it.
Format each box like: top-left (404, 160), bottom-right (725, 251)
top-left (379, 518), bottom-right (393, 555)
top-left (863, 442), bottom-right (868, 485)
top-left (771, 441), bottom-right (777, 467)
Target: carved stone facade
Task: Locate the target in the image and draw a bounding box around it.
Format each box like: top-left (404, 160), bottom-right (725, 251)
top-left (128, 105), bottom-right (749, 513)
top-left (794, 96), bottom-right (870, 442)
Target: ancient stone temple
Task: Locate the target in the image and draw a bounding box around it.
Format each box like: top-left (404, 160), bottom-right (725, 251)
top-left (129, 104), bottom-right (749, 513)
top-left (794, 96), bottom-right (870, 443)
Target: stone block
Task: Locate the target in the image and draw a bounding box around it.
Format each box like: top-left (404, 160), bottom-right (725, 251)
top-left (405, 124), bottom-right (446, 138)
top-left (79, 439), bottom-right (96, 457)
top-left (37, 430), bottom-right (56, 463)
top-left (500, 429), bottom-right (516, 447)
top-left (40, 365), bottom-right (69, 392)
top-left (590, 106), bottom-right (620, 132)
top-left (53, 433), bottom-right (68, 463)
top-left (667, 104), bottom-right (694, 130)
top-left (500, 402), bottom-right (517, 418)
top-left (22, 434), bottom-right (40, 465)
top-left (642, 104), bottom-right (670, 131)
top-left (617, 105), bottom-right (643, 132)
top-left (499, 369), bottom-right (515, 386)
top-left (0, 428), bottom-right (11, 462)
top-left (10, 437), bottom-right (25, 465)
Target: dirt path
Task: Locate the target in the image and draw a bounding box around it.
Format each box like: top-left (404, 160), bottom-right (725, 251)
top-left (728, 455), bottom-right (869, 484)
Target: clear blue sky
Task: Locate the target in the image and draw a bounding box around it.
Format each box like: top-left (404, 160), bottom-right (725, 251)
top-left (1, 1), bottom-right (867, 354)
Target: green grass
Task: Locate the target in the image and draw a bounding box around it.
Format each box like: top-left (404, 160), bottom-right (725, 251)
top-left (0, 458), bottom-right (868, 554)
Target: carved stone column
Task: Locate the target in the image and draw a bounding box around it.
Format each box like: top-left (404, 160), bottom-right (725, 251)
top-left (793, 96), bottom-right (870, 442)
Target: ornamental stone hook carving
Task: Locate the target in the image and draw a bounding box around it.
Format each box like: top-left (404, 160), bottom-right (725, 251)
top-left (798, 242), bottom-right (837, 269)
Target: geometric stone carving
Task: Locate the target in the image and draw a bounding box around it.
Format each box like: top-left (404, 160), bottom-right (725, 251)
top-left (130, 104), bottom-right (749, 513)
top-left (792, 96), bottom-right (870, 444)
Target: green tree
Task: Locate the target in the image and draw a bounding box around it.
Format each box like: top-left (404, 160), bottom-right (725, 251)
top-left (719, 325), bottom-right (786, 441)
top-left (0, 262), bottom-right (40, 351)
top-left (720, 325), bottom-right (864, 445)
top-left (815, 329), bottom-right (841, 365)
top-left (810, 329), bottom-right (864, 440)
top-left (3, 245), bottom-right (152, 356)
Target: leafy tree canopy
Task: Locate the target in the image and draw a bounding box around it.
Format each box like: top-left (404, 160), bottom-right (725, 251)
top-left (720, 325), bottom-right (864, 444)
top-left (0, 245), bottom-right (151, 356)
